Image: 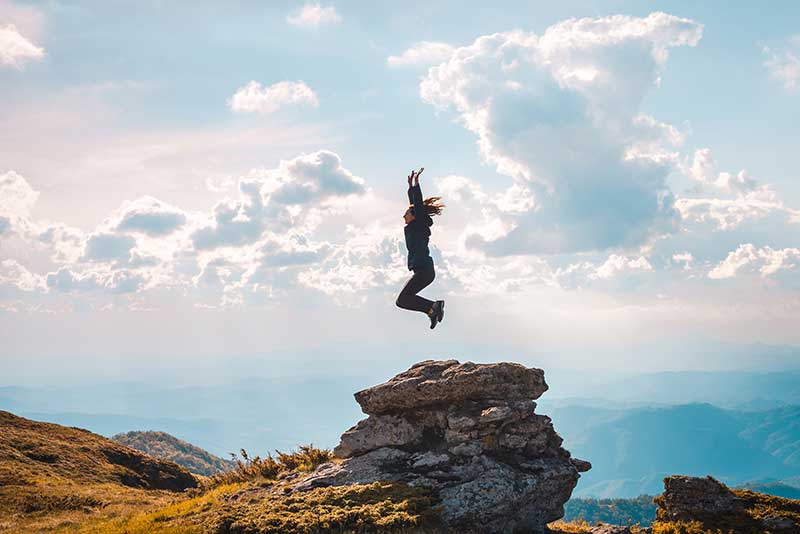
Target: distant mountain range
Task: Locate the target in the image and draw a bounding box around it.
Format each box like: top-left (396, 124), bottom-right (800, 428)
top-left (547, 402), bottom-right (800, 497)
top-left (3, 368), bottom-right (800, 498)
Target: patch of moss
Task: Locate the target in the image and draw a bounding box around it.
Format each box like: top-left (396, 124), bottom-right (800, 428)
top-left (212, 481), bottom-right (441, 534)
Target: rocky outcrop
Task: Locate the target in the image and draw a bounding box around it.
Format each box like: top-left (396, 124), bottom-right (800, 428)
top-left (293, 360), bottom-right (590, 534)
top-left (655, 475), bottom-right (800, 532)
top-left (657, 475), bottom-right (746, 521)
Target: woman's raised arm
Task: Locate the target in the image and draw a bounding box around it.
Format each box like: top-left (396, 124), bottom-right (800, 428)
top-left (407, 167), bottom-right (425, 213)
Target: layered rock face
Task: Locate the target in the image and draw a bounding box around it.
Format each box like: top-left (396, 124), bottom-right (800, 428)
top-left (294, 360), bottom-right (590, 533)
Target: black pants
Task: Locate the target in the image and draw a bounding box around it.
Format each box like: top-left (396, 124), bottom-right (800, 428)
top-left (396, 265), bottom-right (435, 314)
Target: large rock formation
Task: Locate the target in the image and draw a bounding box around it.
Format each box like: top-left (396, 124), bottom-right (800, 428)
top-left (293, 360), bottom-right (590, 533)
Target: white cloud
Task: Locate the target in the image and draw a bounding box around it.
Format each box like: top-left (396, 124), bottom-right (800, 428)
top-left (589, 254), bottom-right (653, 280)
top-left (419, 12), bottom-right (703, 255)
top-left (286, 3), bottom-right (341, 29)
top-left (205, 176), bottom-right (235, 193)
top-left (192, 150), bottom-right (365, 250)
top-left (0, 170), bottom-right (38, 218)
top-left (0, 170), bottom-right (40, 240)
top-left (677, 187), bottom-right (800, 230)
top-left (685, 148), bottom-right (757, 193)
top-left (762, 36), bottom-right (800, 91)
top-left (0, 259), bottom-right (45, 292)
top-left (45, 267), bottom-right (144, 294)
top-left (709, 244), bottom-right (800, 279)
top-left (114, 196), bottom-right (187, 236)
top-left (229, 81), bottom-right (319, 114)
top-left (82, 232), bottom-right (137, 263)
top-left (0, 23), bottom-right (43, 68)
top-left (552, 254), bottom-right (653, 289)
top-left (672, 252), bottom-right (693, 271)
top-left (37, 222), bottom-right (85, 263)
top-left (297, 223), bottom-right (407, 297)
top-left (387, 41), bottom-right (455, 68)
top-left (677, 147), bottom-right (800, 231)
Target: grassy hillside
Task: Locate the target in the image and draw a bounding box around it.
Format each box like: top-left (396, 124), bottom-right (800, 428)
top-left (47, 442), bottom-right (445, 534)
top-left (113, 430), bottom-right (233, 476)
top-left (0, 411), bottom-right (197, 533)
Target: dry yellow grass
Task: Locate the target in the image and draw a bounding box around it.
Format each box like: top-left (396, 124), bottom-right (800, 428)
top-left (55, 484), bottom-right (242, 534)
top-left (548, 519), bottom-right (593, 533)
top-left (61, 481), bottom-right (441, 534)
top-left (207, 445), bottom-right (334, 486)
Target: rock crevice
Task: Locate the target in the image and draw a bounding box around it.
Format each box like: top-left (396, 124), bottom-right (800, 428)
top-left (294, 359), bottom-right (590, 533)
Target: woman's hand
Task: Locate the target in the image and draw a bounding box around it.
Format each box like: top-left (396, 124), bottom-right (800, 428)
top-left (407, 167), bottom-right (424, 187)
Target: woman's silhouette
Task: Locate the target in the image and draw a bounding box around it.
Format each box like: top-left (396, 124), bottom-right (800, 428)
top-left (396, 167), bottom-right (445, 329)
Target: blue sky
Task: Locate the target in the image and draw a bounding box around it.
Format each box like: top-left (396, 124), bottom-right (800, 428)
top-left (1, 0), bottom-right (800, 382)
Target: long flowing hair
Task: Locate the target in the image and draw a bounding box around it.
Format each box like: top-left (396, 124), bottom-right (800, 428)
top-left (411, 196), bottom-right (445, 217)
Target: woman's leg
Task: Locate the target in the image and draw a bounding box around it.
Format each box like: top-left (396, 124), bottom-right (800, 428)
top-left (395, 266), bottom-right (435, 313)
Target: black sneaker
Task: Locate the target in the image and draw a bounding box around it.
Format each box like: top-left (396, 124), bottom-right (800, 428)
top-left (429, 301), bottom-right (443, 329)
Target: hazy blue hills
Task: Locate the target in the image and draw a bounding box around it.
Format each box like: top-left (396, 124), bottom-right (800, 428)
top-left (0, 376), bottom-right (366, 457)
top-left (552, 402), bottom-right (800, 497)
top-left (740, 482), bottom-right (800, 499)
top-left (3, 368), bottom-right (800, 498)
top-left (545, 368), bottom-right (800, 407)
top-left (564, 495), bottom-right (657, 526)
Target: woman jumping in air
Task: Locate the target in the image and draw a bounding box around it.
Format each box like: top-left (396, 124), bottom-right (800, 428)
top-left (396, 167), bottom-right (445, 329)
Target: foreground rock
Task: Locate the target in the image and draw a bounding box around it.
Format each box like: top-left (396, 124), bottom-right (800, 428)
top-left (655, 475), bottom-right (800, 532)
top-left (657, 475), bottom-right (746, 521)
top-left (293, 360), bottom-right (590, 534)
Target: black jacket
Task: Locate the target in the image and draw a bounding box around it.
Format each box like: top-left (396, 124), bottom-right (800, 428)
top-left (404, 184), bottom-right (434, 271)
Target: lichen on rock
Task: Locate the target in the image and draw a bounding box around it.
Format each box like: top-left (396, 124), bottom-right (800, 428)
top-left (293, 359), bottom-right (590, 534)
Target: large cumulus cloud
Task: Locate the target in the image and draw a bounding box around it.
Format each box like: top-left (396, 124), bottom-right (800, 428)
top-left (419, 12), bottom-right (703, 255)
